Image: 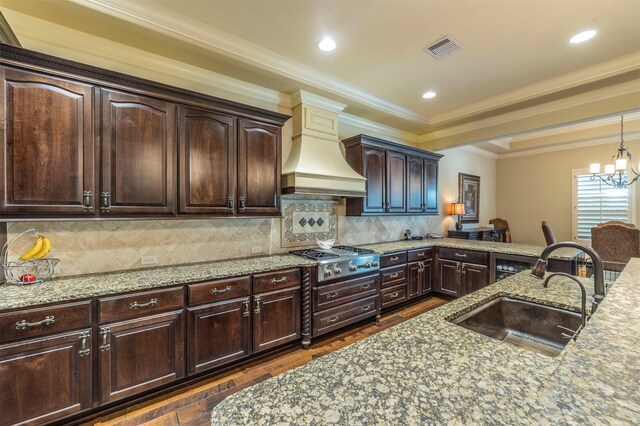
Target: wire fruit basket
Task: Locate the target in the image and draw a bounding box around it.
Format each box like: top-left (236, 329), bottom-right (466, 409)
top-left (1, 229), bottom-right (59, 285)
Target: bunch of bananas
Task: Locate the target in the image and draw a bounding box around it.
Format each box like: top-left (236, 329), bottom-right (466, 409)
top-left (19, 234), bottom-right (52, 261)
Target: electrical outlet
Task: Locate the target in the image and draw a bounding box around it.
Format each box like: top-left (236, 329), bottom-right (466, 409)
top-left (141, 255), bottom-right (158, 265)
top-left (251, 246), bottom-right (263, 254)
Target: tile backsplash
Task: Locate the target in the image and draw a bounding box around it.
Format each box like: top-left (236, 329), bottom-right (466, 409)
top-left (6, 199), bottom-right (447, 277)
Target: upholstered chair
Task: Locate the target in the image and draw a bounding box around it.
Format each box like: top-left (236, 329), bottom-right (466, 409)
top-left (596, 220), bottom-right (636, 228)
top-left (489, 218), bottom-right (511, 243)
top-left (591, 223), bottom-right (640, 272)
top-left (541, 221), bottom-right (557, 246)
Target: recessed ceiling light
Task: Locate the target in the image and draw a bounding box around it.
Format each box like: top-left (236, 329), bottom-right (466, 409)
top-left (318, 37), bottom-right (336, 52)
top-left (422, 91), bottom-right (437, 99)
top-left (570, 30), bottom-right (597, 44)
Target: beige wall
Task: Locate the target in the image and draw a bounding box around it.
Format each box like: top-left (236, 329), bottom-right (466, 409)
top-left (497, 140), bottom-right (640, 245)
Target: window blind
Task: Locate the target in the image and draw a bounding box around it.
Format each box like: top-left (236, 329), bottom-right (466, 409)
top-left (575, 173), bottom-right (629, 240)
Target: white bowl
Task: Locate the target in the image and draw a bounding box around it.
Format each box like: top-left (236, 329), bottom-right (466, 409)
top-left (317, 239), bottom-right (335, 250)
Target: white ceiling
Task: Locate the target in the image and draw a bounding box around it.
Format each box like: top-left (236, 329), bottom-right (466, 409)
top-left (1, 0), bottom-right (639, 149)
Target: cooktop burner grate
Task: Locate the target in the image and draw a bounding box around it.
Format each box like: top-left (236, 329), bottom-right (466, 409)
top-left (333, 245), bottom-right (375, 254)
top-left (289, 249), bottom-right (340, 260)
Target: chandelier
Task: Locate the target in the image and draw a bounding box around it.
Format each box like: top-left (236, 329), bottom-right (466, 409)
top-left (589, 115), bottom-right (639, 189)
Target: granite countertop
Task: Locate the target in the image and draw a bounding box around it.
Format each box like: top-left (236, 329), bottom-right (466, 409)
top-left (362, 237), bottom-right (582, 260)
top-left (210, 261), bottom-right (639, 425)
top-left (0, 254), bottom-right (316, 311)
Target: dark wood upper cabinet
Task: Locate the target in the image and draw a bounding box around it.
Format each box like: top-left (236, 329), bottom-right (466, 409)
top-left (406, 156), bottom-right (425, 214)
top-left (0, 329), bottom-right (92, 426)
top-left (0, 68), bottom-right (96, 215)
top-left (237, 119), bottom-right (282, 216)
top-left (100, 89), bottom-right (176, 216)
top-left (386, 151), bottom-right (407, 213)
top-left (178, 106), bottom-right (236, 214)
top-left (343, 135), bottom-right (442, 216)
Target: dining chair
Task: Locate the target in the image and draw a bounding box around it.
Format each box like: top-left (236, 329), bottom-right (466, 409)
top-left (489, 218), bottom-right (511, 243)
top-left (541, 221), bottom-right (557, 246)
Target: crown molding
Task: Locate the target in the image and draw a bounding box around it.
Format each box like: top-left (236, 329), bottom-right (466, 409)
top-left (430, 51), bottom-right (640, 125)
top-left (339, 113), bottom-right (420, 145)
top-left (72, 0), bottom-right (429, 127)
top-left (419, 79), bottom-right (640, 143)
top-left (6, 9), bottom-right (293, 112)
top-left (437, 145), bottom-right (499, 159)
top-left (497, 131), bottom-right (640, 159)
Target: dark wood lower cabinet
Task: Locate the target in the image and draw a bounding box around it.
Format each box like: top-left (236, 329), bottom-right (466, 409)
top-left (187, 297), bottom-right (251, 374)
top-left (99, 310), bottom-right (184, 404)
top-left (0, 329), bottom-right (92, 426)
top-left (462, 263), bottom-right (489, 295)
top-left (407, 259), bottom-right (434, 299)
top-left (253, 287), bottom-right (301, 353)
top-left (438, 259), bottom-right (489, 297)
top-left (438, 259), bottom-right (461, 297)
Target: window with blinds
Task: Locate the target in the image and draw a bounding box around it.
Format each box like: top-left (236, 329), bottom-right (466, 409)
top-left (573, 171), bottom-right (630, 241)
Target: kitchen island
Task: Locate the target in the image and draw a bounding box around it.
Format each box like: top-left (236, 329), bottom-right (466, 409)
top-left (210, 259), bottom-right (640, 425)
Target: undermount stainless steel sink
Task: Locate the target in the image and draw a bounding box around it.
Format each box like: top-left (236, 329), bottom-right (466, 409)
top-left (450, 297), bottom-right (583, 357)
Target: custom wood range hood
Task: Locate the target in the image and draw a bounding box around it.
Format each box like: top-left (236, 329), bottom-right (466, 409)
top-left (282, 91), bottom-right (367, 197)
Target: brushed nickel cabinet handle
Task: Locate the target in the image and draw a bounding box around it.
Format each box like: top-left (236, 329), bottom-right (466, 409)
top-left (227, 196), bottom-right (234, 213)
top-left (326, 291), bottom-right (339, 300)
top-left (100, 192), bottom-right (111, 213)
top-left (389, 273), bottom-right (399, 279)
top-left (243, 298), bottom-right (250, 317)
top-left (254, 296), bottom-right (261, 314)
top-left (390, 256), bottom-right (399, 261)
top-left (15, 315), bottom-right (55, 330)
top-left (361, 283), bottom-right (371, 290)
top-left (361, 305), bottom-right (372, 312)
top-left (99, 327), bottom-right (110, 352)
top-left (129, 298), bottom-right (158, 309)
top-left (78, 331), bottom-right (91, 356)
top-left (417, 252), bottom-right (425, 257)
top-left (211, 286), bottom-right (232, 295)
top-left (83, 191), bottom-right (94, 213)
top-left (239, 196), bottom-right (246, 213)
top-left (327, 315), bottom-right (339, 323)
top-left (461, 264), bottom-right (467, 275)
top-left (390, 292), bottom-right (400, 299)
top-left (454, 253), bottom-right (467, 258)
top-left (270, 277), bottom-right (287, 284)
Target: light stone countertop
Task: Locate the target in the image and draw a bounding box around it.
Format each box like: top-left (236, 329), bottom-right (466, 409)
top-left (210, 261), bottom-right (639, 425)
top-left (362, 237), bottom-right (582, 260)
top-left (0, 238), bottom-right (580, 312)
top-left (0, 254), bottom-right (316, 311)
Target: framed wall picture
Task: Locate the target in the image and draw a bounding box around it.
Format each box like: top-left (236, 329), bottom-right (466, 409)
top-left (458, 173), bottom-right (480, 223)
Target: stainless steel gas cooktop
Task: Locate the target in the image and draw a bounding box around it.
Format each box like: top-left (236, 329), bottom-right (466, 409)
top-left (290, 245), bottom-right (381, 283)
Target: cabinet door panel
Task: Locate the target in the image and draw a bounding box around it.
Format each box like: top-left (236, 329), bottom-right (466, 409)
top-left (237, 119), bottom-right (281, 215)
top-left (187, 298), bottom-right (250, 374)
top-left (253, 288), bottom-right (300, 353)
top-left (101, 89), bottom-right (175, 215)
top-left (99, 310), bottom-right (184, 403)
top-left (406, 156), bottom-right (424, 213)
top-left (1, 68), bottom-right (95, 215)
top-left (0, 330), bottom-right (92, 426)
top-left (386, 151), bottom-right (406, 213)
top-left (462, 263), bottom-right (489, 296)
top-left (438, 259), bottom-right (460, 297)
top-left (407, 262), bottom-right (421, 300)
top-left (179, 107), bottom-right (235, 214)
top-left (421, 259), bottom-right (434, 294)
top-left (362, 146), bottom-right (386, 213)
top-left (424, 159), bottom-right (439, 214)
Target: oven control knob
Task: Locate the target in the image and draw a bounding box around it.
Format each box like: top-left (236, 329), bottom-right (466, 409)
top-left (333, 266), bottom-right (342, 274)
top-left (363, 263), bottom-right (371, 269)
top-left (371, 261), bottom-right (379, 267)
top-left (349, 262), bottom-right (357, 272)
top-left (323, 266), bottom-right (332, 277)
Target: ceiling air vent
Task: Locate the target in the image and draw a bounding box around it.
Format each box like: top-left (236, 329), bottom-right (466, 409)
top-left (423, 35), bottom-right (463, 60)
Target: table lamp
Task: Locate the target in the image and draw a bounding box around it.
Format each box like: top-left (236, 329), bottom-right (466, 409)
top-left (451, 202), bottom-right (465, 230)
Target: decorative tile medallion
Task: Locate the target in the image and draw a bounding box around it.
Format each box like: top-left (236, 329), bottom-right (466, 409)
top-left (281, 200), bottom-right (338, 247)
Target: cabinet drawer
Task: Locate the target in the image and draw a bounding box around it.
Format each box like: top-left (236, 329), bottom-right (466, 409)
top-left (98, 287), bottom-right (184, 323)
top-left (188, 276), bottom-right (251, 306)
top-left (312, 295), bottom-right (379, 337)
top-left (253, 269), bottom-right (301, 293)
top-left (439, 248), bottom-right (488, 265)
top-left (0, 301), bottom-right (92, 344)
top-left (380, 251), bottom-right (407, 268)
top-left (313, 273), bottom-right (379, 311)
top-left (381, 284), bottom-right (407, 308)
top-left (408, 248), bottom-right (432, 262)
top-left (380, 265), bottom-right (407, 287)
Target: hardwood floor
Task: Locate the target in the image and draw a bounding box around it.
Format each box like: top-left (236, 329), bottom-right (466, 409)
top-left (87, 296), bottom-right (449, 426)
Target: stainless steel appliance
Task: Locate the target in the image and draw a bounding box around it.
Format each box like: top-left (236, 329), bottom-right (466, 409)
top-left (290, 245), bottom-right (381, 282)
